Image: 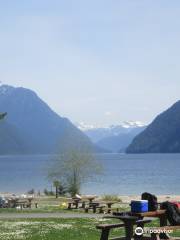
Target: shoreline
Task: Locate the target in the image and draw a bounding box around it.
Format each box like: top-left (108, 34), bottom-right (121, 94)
top-left (1, 193), bottom-right (179, 203)
top-left (117, 195), bottom-right (180, 203)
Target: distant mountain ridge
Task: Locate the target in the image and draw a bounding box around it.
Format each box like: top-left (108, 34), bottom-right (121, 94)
top-left (97, 126), bottom-right (146, 153)
top-left (0, 85), bottom-right (99, 154)
top-left (77, 122), bottom-right (146, 152)
top-left (126, 101), bottom-right (180, 153)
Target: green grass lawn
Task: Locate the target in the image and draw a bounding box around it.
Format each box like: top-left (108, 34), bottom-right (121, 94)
top-left (0, 196), bottom-right (129, 214)
top-left (0, 218), bottom-right (120, 240)
top-left (0, 197), bottom-right (179, 239)
top-left (0, 218), bottom-right (179, 240)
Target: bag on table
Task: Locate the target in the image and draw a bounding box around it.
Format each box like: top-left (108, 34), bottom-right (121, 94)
top-left (161, 201), bottom-right (180, 226)
top-left (141, 192), bottom-right (158, 211)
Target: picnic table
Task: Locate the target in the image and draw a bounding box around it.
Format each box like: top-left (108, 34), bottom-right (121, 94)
top-left (7, 197), bottom-right (37, 210)
top-left (97, 215), bottom-right (151, 240)
top-left (97, 210), bottom-right (179, 240)
top-left (80, 195), bottom-right (97, 204)
top-left (130, 209), bottom-right (167, 227)
top-left (68, 198), bottom-right (86, 210)
top-left (113, 210), bottom-right (168, 233)
top-left (131, 210), bottom-right (169, 239)
top-left (16, 200), bottom-right (30, 209)
top-left (113, 210), bottom-right (167, 225)
top-left (85, 202), bottom-right (105, 213)
top-left (103, 201), bottom-right (118, 213)
top-left (84, 201), bottom-right (119, 214)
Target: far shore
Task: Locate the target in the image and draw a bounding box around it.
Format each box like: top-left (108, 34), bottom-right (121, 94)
top-left (117, 195), bottom-right (180, 203)
top-left (0, 192), bottom-right (179, 203)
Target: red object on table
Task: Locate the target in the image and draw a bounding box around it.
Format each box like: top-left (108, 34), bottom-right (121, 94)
top-left (171, 201), bottom-right (180, 209)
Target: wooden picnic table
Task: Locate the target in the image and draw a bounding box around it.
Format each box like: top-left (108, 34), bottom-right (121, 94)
top-left (16, 201), bottom-right (29, 210)
top-left (114, 209), bottom-right (168, 232)
top-left (88, 197), bottom-right (96, 204)
top-left (130, 209), bottom-right (167, 226)
top-left (85, 201), bottom-right (119, 214)
top-left (84, 196), bottom-right (96, 204)
top-left (85, 202), bottom-right (105, 213)
top-left (14, 198), bottom-right (37, 210)
top-left (132, 210), bottom-right (169, 239)
top-left (68, 199), bottom-right (80, 209)
top-left (104, 201), bottom-right (117, 213)
top-left (113, 210), bottom-right (170, 239)
top-left (68, 198), bottom-right (86, 210)
top-left (108, 215), bottom-right (140, 239)
top-left (114, 210), bottom-right (167, 224)
top-left (97, 215), bottom-right (151, 240)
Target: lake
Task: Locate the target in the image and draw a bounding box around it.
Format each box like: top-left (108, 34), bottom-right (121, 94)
top-left (0, 153), bottom-right (179, 195)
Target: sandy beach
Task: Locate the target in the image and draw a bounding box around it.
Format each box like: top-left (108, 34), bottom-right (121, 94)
top-left (118, 195), bottom-right (180, 203)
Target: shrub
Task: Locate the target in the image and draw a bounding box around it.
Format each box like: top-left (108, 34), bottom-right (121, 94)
top-left (101, 194), bottom-right (122, 202)
top-left (27, 189), bottom-right (35, 195)
top-left (44, 188), bottom-right (55, 196)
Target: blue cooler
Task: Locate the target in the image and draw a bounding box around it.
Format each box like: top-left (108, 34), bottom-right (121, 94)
top-left (131, 200), bottom-right (148, 213)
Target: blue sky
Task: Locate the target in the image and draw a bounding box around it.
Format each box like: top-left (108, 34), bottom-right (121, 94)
top-left (0, 1), bottom-right (180, 125)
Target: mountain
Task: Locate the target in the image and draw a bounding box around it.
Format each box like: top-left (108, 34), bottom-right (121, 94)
top-left (97, 127), bottom-right (146, 153)
top-left (0, 120), bottom-right (27, 154)
top-left (0, 85), bottom-right (98, 154)
top-left (126, 101), bottom-right (180, 153)
top-left (77, 122), bottom-right (146, 152)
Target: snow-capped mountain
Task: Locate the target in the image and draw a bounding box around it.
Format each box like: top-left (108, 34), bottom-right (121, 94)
top-left (76, 121), bottom-right (147, 152)
top-left (121, 121), bottom-right (146, 128)
top-left (76, 122), bottom-right (101, 131)
top-left (76, 121), bottom-right (146, 142)
top-left (77, 121), bottom-right (145, 131)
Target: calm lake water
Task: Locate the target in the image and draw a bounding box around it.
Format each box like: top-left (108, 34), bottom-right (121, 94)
top-left (0, 154), bottom-right (179, 195)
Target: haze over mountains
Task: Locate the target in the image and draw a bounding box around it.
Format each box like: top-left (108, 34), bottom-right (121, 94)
top-left (0, 85), bottom-right (98, 155)
top-left (77, 122), bottom-right (146, 152)
top-left (127, 101), bottom-right (180, 153)
top-left (1, 85), bottom-right (180, 155)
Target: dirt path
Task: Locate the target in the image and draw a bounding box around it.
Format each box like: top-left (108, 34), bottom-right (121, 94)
top-left (0, 212), bottom-right (105, 219)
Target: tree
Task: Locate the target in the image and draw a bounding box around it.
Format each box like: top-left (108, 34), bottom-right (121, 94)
top-left (53, 180), bottom-right (60, 198)
top-left (57, 183), bottom-right (67, 196)
top-left (53, 180), bottom-right (66, 198)
top-left (48, 149), bottom-right (102, 197)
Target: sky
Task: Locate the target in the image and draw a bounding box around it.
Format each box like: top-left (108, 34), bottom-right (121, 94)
top-left (0, 0), bottom-right (180, 126)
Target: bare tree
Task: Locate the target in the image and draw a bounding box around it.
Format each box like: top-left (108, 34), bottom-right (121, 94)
top-left (48, 149), bottom-right (102, 197)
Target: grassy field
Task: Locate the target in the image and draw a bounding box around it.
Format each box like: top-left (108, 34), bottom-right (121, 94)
top-left (0, 197), bottom-right (179, 239)
top-left (0, 218), bottom-right (179, 240)
top-left (0, 196), bottom-right (129, 214)
top-left (0, 218), bottom-right (121, 240)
